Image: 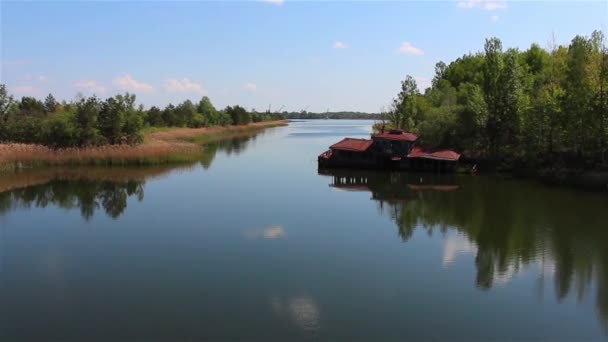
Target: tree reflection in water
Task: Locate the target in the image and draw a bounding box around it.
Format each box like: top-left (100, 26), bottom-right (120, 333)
top-left (320, 168), bottom-right (608, 326)
top-left (0, 179), bottom-right (144, 220)
top-left (199, 131), bottom-right (263, 169)
top-left (0, 129), bottom-right (267, 220)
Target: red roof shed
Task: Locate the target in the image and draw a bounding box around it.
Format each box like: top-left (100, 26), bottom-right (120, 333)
top-left (372, 130), bottom-right (419, 142)
top-left (407, 146), bottom-right (461, 161)
top-left (330, 138), bottom-right (374, 152)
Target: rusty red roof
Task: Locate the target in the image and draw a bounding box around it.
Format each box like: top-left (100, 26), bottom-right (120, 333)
top-left (407, 146), bottom-right (461, 161)
top-left (330, 138), bottom-right (374, 152)
top-left (372, 130), bottom-right (419, 142)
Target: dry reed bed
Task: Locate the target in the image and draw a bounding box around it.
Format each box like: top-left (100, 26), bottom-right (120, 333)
top-left (148, 120), bottom-right (287, 141)
top-left (0, 120), bottom-right (287, 168)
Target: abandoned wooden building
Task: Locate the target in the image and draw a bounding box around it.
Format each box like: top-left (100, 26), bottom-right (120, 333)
top-left (318, 128), bottom-right (460, 172)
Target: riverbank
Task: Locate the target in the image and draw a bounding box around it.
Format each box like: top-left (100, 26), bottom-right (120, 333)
top-left (458, 157), bottom-right (608, 192)
top-left (0, 120), bottom-right (287, 172)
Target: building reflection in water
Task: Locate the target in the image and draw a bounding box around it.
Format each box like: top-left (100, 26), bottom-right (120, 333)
top-left (319, 168), bottom-right (608, 326)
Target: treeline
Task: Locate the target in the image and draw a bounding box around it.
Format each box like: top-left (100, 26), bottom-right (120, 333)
top-left (283, 111), bottom-right (379, 120)
top-left (386, 30), bottom-right (608, 167)
top-left (0, 86), bottom-right (284, 148)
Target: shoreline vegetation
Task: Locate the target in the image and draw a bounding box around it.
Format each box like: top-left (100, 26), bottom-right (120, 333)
top-left (378, 30), bottom-right (608, 191)
top-left (0, 83), bottom-right (286, 173)
top-left (0, 120), bottom-right (287, 172)
top-left (283, 111), bottom-right (378, 120)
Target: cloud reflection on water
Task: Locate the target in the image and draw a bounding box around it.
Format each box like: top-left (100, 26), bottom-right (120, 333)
top-left (244, 225), bottom-right (286, 240)
top-left (271, 295), bottom-right (321, 333)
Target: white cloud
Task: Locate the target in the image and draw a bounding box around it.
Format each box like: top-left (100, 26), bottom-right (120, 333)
top-left (397, 42), bottom-right (424, 56)
top-left (164, 78), bottom-right (206, 94)
top-left (74, 80), bottom-right (106, 93)
top-left (13, 85), bottom-right (41, 95)
top-left (22, 74), bottom-right (47, 83)
top-left (260, 0), bottom-right (284, 4)
top-left (243, 82), bottom-right (257, 91)
top-left (491, 14), bottom-right (500, 21)
top-left (457, 0), bottom-right (507, 11)
top-left (333, 41), bottom-right (347, 49)
top-left (112, 74), bottom-right (154, 93)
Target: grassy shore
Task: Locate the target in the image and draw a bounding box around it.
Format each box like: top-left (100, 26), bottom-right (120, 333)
top-left (0, 120), bottom-right (287, 172)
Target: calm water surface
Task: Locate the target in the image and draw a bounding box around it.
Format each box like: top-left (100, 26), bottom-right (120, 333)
top-left (1, 120), bottom-right (607, 341)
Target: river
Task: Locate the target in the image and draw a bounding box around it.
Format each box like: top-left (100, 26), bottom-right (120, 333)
top-left (0, 120), bottom-right (607, 341)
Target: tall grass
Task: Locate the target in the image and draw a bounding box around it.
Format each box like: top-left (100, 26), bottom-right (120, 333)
top-left (0, 120), bottom-right (287, 172)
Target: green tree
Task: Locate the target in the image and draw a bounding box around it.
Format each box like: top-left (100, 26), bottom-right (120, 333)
top-left (600, 43), bottom-right (608, 159)
top-left (563, 35), bottom-right (594, 155)
top-left (457, 83), bottom-right (488, 153)
top-left (19, 96), bottom-right (45, 115)
top-left (45, 112), bottom-right (78, 147)
top-left (147, 106), bottom-right (164, 127)
top-left (175, 100), bottom-right (197, 127)
top-left (0, 84), bottom-right (14, 126)
top-left (432, 61), bottom-right (448, 88)
top-left (74, 96), bottom-right (102, 146)
top-left (124, 109), bottom-right (144, 144)
top-left (590, 30), bottom-right (608, 159)
top-left (162, 104), bottom-right (178, 126)
top-left (44, 93), bottom-right (58, 113)
top-left (483, 37), bottom-right (504, 157)
top-left (197, 96), bottom-right (218, 126)
top-left (225, 105), bottom-right (251, 125)
top-left (99, 97), bottom-right (126, 144)
top-left (390, 75), bottom-right (420, 130)
top-left (498, 48), bottom-right (524, 154)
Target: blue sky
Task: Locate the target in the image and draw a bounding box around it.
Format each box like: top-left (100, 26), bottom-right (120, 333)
top-left (1, 1), bottom-right (606, 112)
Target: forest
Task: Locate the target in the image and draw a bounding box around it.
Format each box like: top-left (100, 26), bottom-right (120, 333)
top-left (283, 111), bottom-right (379, 120)
top-left (385, 30), bottom-right (608, 169)
top-left (0, 86), bottom-right (284, 148)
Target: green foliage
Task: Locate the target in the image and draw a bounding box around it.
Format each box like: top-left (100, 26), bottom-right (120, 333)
top-left (175, 100), bottom-right (197, 127)
top-left (0, 84), bottom-right (14, 125)
top-left (147, 106), bottom-right (164, 127)
top-left (197, 96), bottom-right (218, 126)
top-left (283, 111), bottom-right (378, 120)
top-left (389, 75), bottom-right (421, 130)
top-left (44, 93), bottom-right (58, 113)
top-left (162, 104), bottom-right (178, 126)
top-left (218, 110), bottom-right (232, 126)
top-left (19, 96), bottom-right (45, 115)
top-left (190, 113), bottom-right (205, 128)
top-left (99, 97), bottom-right (126, 144)
top-left (225, 105), bottom-right (251, 125)
top-left (5, 116), bottom-right (46, 144)
top-left (124, 109), bottom-right (144, 144)
top-left (0, 84), bottom-right (283, 148)
top-left (386, 30), bottom-right (607, 167)
top-left (75, 96), bottom-right (102, 146)
top-left (45, 112), bottom-right (78, 148)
